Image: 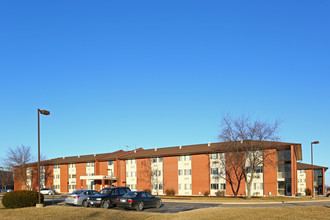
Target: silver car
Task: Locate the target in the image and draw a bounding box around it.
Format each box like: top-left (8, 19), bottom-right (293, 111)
top-left (40, 188), bottom-right (55, 195)
top-left (65, 190), bottom-right (99, 207)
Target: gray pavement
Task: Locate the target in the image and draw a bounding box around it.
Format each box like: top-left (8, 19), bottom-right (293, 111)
top-left (2, 195), bottom-right (330, 213)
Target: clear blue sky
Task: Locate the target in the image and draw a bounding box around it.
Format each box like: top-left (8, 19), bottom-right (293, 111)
top-left (1, 1), bottom-right (329, 184)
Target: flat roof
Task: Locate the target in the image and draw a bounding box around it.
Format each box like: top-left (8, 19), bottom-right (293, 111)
top-left (297, 162), bottom-right (328, 171)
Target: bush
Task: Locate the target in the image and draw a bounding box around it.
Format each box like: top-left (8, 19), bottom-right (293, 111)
top-left (305, 188), bottom-right (311, 196)
top-left (2, 190), bottom-right (44, 208)
top-left (215, 190), bottom-right (225, 197)
top-left (143, 189), bottom-right (151, 194)
top-left (204, 191), bottom-right (209, 196)
top-left (165, 189), bottom-right (175, 196)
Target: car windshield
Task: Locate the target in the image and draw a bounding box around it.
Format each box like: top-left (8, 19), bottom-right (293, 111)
top-left (100, 189), bottom-right (110, 195)
top-left (122, 192), bottom-right (138, 198)
top-left (72, 190), bottom-right (83, 194)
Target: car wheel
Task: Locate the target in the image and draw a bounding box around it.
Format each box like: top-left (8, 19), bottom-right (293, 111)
top-left (136, 202), bottom-right (144, 211)
top-left (82, 200), bottom-right (89, 208)
top-left (48, 192), bottom-right (52, 195)
top-left (156, 200), bottom-right (162, 209)
top-left (102, 200), bottom-right (110, 209)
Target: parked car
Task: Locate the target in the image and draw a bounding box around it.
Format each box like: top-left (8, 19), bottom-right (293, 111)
top-left (116, 191), bottom-right (162, 211)
top-left (65, 190), bottom-right (99, 207)
top-left (87, 187), bottom-right (131, 208)
top-left (40, 188), bottom-right (55, 195)
top-left (0, 189), bottom-right (7, 193)
top-left (6, 189), bottom-right (13, 192)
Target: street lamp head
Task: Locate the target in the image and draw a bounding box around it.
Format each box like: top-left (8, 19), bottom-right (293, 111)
top-left (312, 141), bottom-right (319, 145)
top-left (39, 110), bottom-right (50, 115)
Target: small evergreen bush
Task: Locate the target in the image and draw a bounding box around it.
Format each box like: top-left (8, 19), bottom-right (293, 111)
top-left (305, 188), bottom-right (311, 196)
top-left (165, 189), bottom-right (175, 196)
top-left (204, 191), bottom-right (210, 196)
top-left (2, 190), bottom-right (44, 208)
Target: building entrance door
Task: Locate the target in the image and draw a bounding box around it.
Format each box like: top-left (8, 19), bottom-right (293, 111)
top-left (285, 183), bottom-right (291, 196)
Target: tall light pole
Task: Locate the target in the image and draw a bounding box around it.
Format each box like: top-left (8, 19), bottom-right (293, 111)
top-left (311, 141), bottom-right (319, 199)
top-left (37, 109), bottom-right (50, 206)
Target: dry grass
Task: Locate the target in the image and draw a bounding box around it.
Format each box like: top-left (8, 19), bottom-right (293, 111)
top-left (0, 205), bottom-right (330, 220)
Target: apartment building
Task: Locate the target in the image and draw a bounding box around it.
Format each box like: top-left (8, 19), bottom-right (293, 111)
top-left (14, 141), bottom-right (327, 196)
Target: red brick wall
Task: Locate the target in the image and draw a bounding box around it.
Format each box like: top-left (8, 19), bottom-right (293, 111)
top-left (31, 166), bottom-right (38, 190)
top-left (116, 159), bottom-right (126, 187)
top-left (98, 161), bottom-right (108, 175)
top-left (45, 165), bottom-right (54, 188)
top-left (163, 156), bottom-right (178, 195)
top-left (263, 149), bottom-right (277, 196)
top-left (76, 163), bottom-right (86, 190)
top-left (306, 169), bottom-right (313, 192)
top-left (96, 161), bottom-right (109, 190)
top-left (192, 154), bottom-right (210, 195)
top-left (291, 145), bottom-right (298, 196)
top-left (14, 167), bottom-right (25, 190)
top-left (225, 152), bottom-right (246, 196)
top-left (60, 164), bottom-right (68, 193)
top-left (137, 158), bottom-right (151, 191)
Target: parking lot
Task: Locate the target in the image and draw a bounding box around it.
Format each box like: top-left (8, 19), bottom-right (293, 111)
top-left (40, 195), bottom-right (220, 213)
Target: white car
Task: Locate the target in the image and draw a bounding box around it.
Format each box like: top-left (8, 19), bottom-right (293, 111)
top-left (40, 188), bottom-right (55, 195)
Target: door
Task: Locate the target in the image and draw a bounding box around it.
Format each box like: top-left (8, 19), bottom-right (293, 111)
top-left (285, 183), bottom-right (291, 196)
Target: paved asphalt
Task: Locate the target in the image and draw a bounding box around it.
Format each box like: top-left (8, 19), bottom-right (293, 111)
top-left (2, 195), bottom-right (330, 213)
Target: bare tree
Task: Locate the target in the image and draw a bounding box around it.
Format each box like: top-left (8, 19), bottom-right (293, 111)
top-left (219, 114), bottom-right (281, 199)
top-left (3, 145), bottom-right (33, 190)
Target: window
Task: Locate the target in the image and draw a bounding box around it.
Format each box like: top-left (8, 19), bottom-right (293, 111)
top-left (300, 170), bottom-right (306, 173)
top-left (315, 170), bottom-right (322, 176)
top-left (158, 157), bottom-right (163, 162)
top-left (108, 161), bottom-right (113, 166)
top-left (152, 158), bottom-right (157, 163)
top-left (126, 172), bottom-right (130, 177)
top-left (220, 153), bottom-right (225, 160)
top-left (179, 184), bottom-right (181, 190)
top-left (111, 189), bottom-right (119, 196)
top-left (210, 153), bottom-right (218, 159)
top-left (211, 184), bottom-right (219, 190)
top-left (159, 184), bottom-right (163, 190)
top-left (119, 188), bottom-right (126, 195)
top-left (277, 150), bottom-right (291, 162)
top-left (211, 168), bottom-right (219, 175)
top-left (184, 169), bottom-right (191, 175)
top-left (178, 156), bottom-right (184, 161)
top-left (220, 183), bottom-right (226, 190)
top-left (86, 162), bottom-right (94, 167)
top-left (132, 159), bottom-right (136, 164)
top-left (178, 169), bottom-right (183, 175)
top-left (185, 155), bottom-right (191, 161)
top-left (255, 167), bottom-right (263, 173)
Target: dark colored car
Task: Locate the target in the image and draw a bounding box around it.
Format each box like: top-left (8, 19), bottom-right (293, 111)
top-left (87, 187), bottom-right (130, 208)
top-left (116, 191), bottom-right (162, 211)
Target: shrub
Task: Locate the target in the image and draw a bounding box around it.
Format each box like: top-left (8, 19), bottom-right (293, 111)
top-left (215, 190), bottom-right (225, 197)
top-left (143, 189), bottom-right (151, 194)
top-left (2, 190), bottom-right (44, 208)
top-left (165, 189), bottom-right (175, 196)
top-left (204, 191), bottom-right (209, 196)
top-left (305, 188), bottom-right (311, 196)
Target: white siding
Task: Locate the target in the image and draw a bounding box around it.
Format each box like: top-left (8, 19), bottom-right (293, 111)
top-left (178, 155), bottom-right (192, 195)
top-left (126, 159), bottom-right (137, 190)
